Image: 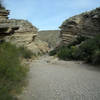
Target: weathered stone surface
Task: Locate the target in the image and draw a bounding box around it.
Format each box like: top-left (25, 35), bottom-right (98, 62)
top-left (5, 20), bottom-right (37, 46)
top-left (27, 38), bottom-right (49, 54)
top-left (4, 20), bottom-right (49, 54)
top-left (60, 7), bottom-right (100, 45)
top-left (0, 6), bottom-right (49, 54)
top-left (0, 6), bottom-right (18, 39)
top-left (0, 3), bottom-right (9, 19)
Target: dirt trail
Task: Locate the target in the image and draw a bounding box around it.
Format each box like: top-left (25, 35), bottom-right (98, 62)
top-left (19, 56), bottom-right (100, 100)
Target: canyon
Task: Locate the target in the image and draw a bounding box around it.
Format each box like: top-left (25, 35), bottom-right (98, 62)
top-left (0, 2), bottom-right (100, 100)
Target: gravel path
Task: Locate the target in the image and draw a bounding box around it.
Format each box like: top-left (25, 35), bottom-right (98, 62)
top-left (19, 56), bottom-right (100, 100)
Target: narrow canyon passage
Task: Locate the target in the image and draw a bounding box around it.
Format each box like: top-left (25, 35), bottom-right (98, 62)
top-left (19, 56), bottom-right (100, 100)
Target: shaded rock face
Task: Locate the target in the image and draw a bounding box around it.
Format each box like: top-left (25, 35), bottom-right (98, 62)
top-left (60, 7), bottom-right (100, 45)
top-left (0, 6), bottom-right (49, 54)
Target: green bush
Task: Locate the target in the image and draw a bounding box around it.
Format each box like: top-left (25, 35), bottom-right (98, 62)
top-left (91, 49), bottom-right (100, 65)
top-left (71, 46), bottom-right (82, 60)
top-left (56, 35), bottom-right (100, 65)
top-left (78, 35), bottom-right (100, 63)
top-left (49, 49), bottom-right (57, 56)
top-left (18, 46), bottom-right (33, 59)
top-left (57, 47), bottom-right (73, 60)
top-left (72, 35), bottom-right (100, 64)
top-left (0, 42), bottom-right (28, 100)
top-left (57, 46), bottom-right (82, 60)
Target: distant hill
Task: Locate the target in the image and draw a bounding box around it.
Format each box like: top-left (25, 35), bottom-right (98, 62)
top-left (38, 30), bottom-right (61, 48)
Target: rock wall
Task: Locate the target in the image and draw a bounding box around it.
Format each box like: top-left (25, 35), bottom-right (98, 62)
top-left (0, 6), bottom-right (18, 40)
top-left (60, 7), bottom-right (100, 45)
top-left (0, 6), bottom-right (49, 54)
top-left (5, 19), bottom-right (37, 46)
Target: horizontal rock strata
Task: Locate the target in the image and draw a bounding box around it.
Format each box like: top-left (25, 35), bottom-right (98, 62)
top-left (60, 7), bottom-right (100, 45)
top-left (0, 6), bottom-right (49, 54)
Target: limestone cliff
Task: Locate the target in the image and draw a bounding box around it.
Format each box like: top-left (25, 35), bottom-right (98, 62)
top-left (60, 7), bottom-right (100, 45)
top-left (5, 20), bottom-right (37, 46)
top-left (0, 6), bottom-right (49, 54)
top-left (0, 6), bottom-right (18, 40)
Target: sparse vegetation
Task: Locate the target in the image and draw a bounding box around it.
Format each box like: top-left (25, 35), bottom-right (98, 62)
top-left (0, 42), bottom-right (32, 100)
top-left (50, 35), bottom-right (100, 65)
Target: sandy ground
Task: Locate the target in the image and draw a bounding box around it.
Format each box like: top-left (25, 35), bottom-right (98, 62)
top-left (19, 56), bottom-right (100, 100)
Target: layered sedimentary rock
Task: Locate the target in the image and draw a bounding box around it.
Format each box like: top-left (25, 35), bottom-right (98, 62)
top-left (0, 6), bottom-right (49, 54)
top-left (0, 6), bottom-right (18, 39)
top-left (60, 7), bottom-right (100, 45)
top-left (5, 20), bottom-right (49, 54)
top-left (5, 20), bottom-right (37, 46)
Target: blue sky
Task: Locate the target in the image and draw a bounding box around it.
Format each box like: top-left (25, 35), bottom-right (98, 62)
top-left (3, 0), bottom-right (100, 30)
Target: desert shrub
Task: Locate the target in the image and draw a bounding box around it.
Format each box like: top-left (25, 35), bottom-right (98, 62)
top-left (57, 47), bottom-right (73, 60)
top-left (0, 42), bottom-right (28, 100)
top-left (18, 46), bottom-right (33, 59)
top-left (78, 35), bottom-right (100, 63)
top-left (92, 49), bottom-right (100, 65)
top-left (70, 35), bottom-right (100, 64)
top-left (57, 46), bottom-right (83, 60)
top-left (56, 35), bottom-right (100, 65)
top-left (71, 46), bottom-right (83, 60)
top-left (49, 49), bottom-right (57, 56)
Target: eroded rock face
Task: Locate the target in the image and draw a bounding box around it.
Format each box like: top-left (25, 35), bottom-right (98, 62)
top-left (0, 6), bottom-right (49, 54)
top-left (0, 6), bottom-right (18, 39)
top-left (5, 20), bottom-right (37, 46)
top-left (5, 20), bottom-right (49, 54)
top-left (60, 7), bottom-right (100, 45)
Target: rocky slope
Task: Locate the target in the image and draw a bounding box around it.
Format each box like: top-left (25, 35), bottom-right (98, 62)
top-left (0, 6), bottom-right (49, 54)
top-left (60, 7), bottom-right (100, 45)
top-left (38, 30), bottom-right (61, 48)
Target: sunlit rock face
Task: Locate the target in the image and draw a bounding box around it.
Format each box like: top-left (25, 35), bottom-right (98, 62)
top-left (0, 6), bottom-right (18, 39)
top-left (60, 7), bottom-right (100, 45)
top-left (5, 20), bottom-right (49, 54)
top-left (0, 6), bottom-right (37, 48)
top-left (5, 20), bottom-right (37, 46)
top-left (0, 5), bottom-right (49, 54)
